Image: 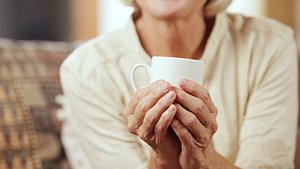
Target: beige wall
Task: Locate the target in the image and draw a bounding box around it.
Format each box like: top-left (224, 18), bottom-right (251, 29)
top-left (297, 0), bottom-right (300, 50)
top-left (69, 0), bottom-right (97, 41)
top-left (265, 0), bottom-right (299, 51)
top-left (265, 0), bottom-right (296, 28)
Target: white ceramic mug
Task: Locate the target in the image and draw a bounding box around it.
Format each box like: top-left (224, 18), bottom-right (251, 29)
top-left (130, 56), bottom-right (204, 91)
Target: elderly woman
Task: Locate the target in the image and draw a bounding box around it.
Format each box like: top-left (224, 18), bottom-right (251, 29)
top-left (59, 0), bottom-right (298, 168)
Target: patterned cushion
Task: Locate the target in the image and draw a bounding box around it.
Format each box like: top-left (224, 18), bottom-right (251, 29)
top-left (0, 38), bottom-right (76, 169)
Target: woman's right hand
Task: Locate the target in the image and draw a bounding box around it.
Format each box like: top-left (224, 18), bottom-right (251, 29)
top-left (123, 80), bottom-right (181, 168)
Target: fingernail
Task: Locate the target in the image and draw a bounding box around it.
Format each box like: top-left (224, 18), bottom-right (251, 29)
top-left (165, 91), bottom-right (174, 99)
top-left (168, 104), bottom-right (175, 112)
top-left (180, 79), bottom-right (188, 87)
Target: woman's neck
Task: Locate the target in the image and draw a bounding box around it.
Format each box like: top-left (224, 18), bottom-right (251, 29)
top-left (135, 11), bottom-right (208, 60)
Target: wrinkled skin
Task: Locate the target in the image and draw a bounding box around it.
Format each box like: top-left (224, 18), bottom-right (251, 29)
top-left (123, 79), bottom-right (218, 168)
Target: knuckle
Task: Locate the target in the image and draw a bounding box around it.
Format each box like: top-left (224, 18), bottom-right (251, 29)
top-left (132, 93), bottom-right (143, 103)
top-left (190, 85), bottom-right (198, 93)
top-left (186, 115), bottom-right (198, 128)
top-left (134, 91), bottom-right (143, 100)
top-left (139, 131), bottom-right (151, 141)
top-left (178, 128), bottom-right (189, 138)
top-left (144, 114), bottom-right (154, 125)
top-left (136, 129), bottom-right (143, 138)
top-left (137, 101), bottom-right (149, 113)
top-left (195, 134), bottom-right (210, 149)
top-left (195, 139), bottom-right (207, 149)
top-left (122, 106), bottom-right (133, 118)
top-left (127, 124), bottom-right (137, 134)
top-left (195, 102), bottom-right (205, 113)
top-left (213, 107), bottom-right (218, 114)
top-left (177, 91), bottom-right (186, 101)
top-left (202, 89), bottom-right (210, 101)
top-left (211, 110), bottom-right (218, 119)
top-left (137, 132), bottom-right (145, 140)
top-left (201, 133), bottom-right (210, 144)
top-left (154, 125), bottom-right (163, 134)
top-left (140, 105), bottom-right (148, 113)
top-left (152, 88), bottom-right (162, 97)
top-left (210, 121), bottom-right (218, 134)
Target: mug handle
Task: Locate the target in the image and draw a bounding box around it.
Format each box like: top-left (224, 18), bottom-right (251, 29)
top-left (130, 64), bottom-right (150, 92)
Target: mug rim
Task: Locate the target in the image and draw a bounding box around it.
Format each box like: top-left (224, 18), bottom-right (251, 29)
top-left (152, 56), bottom-right (203, 63)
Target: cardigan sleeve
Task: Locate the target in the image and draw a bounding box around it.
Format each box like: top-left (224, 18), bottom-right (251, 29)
top-left (235, 30), bottom-right (298, 168)
top-left (59, 50), bottom-right (149, 169)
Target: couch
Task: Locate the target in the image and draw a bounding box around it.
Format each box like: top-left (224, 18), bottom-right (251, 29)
top-left (0, 38), bottom-right (77, 169)
top-left (0, 38), bottom-right (299, 169)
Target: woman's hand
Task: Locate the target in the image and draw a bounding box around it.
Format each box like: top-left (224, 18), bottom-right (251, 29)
top-left (123, 80), bottom-right (181, 168)
top-left (171, 79), bottom-right (218, 169)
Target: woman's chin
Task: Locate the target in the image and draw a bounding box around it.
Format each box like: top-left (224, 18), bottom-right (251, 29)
top-left (148, 2), bottom-right (191, 20)
top-left (151, 8), bottom-right (185, 20)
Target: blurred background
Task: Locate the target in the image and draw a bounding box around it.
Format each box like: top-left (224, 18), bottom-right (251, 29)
top-left (0, 0), bottom-right (299, 49)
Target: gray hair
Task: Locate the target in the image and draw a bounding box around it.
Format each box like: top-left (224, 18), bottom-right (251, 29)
top-left (121, 0), bottom-right (232, 17)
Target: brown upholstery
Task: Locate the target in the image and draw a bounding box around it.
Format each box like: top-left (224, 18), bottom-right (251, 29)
top-left (0, 38), bottom-right (76, 169)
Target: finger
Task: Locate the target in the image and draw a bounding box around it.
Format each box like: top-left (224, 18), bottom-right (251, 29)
top-left (171, 118), bottom-right (209, 150)
top-left (124, 80), bottom-right (171, 117)
top-left (174, 88), bottom-right (211, 126)
top-left (175, 103), bottom-right (209, 142)
top-left (179, 79), bottom-right (218, 114)
top-left (134, 82), bottom-right (171, 117)
top-left (139, 91), bottom-right (176, 137)
top-left (126, 80), bottom-right (171, 134)
top-left (154, 104), bottom-right (176, 143)
top-left (170, 118), bottom-right (194, 148)
top-left (141, 80), bottom-right (171, 97)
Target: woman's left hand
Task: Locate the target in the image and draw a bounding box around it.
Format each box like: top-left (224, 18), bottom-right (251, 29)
top-left (171, 79), bottom-right (218, 169)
